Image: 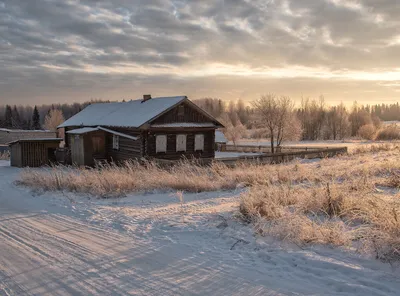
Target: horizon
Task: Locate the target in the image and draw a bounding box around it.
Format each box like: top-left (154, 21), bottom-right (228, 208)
top-left (1, 0), bottom-right (400, 105)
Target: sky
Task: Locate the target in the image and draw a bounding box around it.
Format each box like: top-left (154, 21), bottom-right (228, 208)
top-left (1, 0), bottom-right (400, 106)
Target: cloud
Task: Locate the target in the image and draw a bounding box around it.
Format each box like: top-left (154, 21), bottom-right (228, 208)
top-left (0, 0), bottom-right (399, 104)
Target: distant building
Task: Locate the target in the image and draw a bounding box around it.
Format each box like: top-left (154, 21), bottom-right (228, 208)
top-left (58, 95), bottom-right (224, 166)
top-left (0, 128), bottom-right (57, 145)
top-left (215, 130), bottom-right (227, 151)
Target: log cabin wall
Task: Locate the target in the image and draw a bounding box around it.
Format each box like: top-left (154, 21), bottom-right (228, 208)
top-left (151, 101), bottom-right (211, 124)
top-left (145, 129), bottom-right (215, 160)
top-left (104, 127), bottom-right (143, 162)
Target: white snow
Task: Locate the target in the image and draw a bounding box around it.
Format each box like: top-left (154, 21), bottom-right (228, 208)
top-left (151, 122), bottom-right (216, 128)
top-left (0, 128), bottom-right (52, 133)
top-left (59, 96), bottom-right (187, 128)
top-left (66, 127), bottom-right (100, 134)
top-left (1, 162), bottom-right (400, 295)
top-left (215, 151), bottom-right (263, 159)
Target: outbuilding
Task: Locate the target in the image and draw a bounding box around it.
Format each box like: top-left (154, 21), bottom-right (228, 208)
top-left (0, 128), bottom-right (56, 145)
top-left (9, 138), bottom-right (63, 167)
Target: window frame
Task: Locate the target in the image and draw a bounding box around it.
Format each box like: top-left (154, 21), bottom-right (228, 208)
top-left (156, 134), bottom-right (167, 153)
top-left (112, 134), bottom-right (119, 150)
top-left (194, 134), bottom-right (205, 151)
top-left (176, 134), bottom-right (187, 152)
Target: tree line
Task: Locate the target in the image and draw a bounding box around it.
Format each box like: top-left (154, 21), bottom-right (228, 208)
top-left (0, 100), bottom-right (110, 130)
top-left (196, 97), bottom-right (399, 141)
top-left (1, 97), bottom-right (399, 142)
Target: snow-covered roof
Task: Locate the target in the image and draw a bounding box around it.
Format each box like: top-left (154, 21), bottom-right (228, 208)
top-left (0, 128), bottom-right (52, 133)
top-left (215, 130), bottom-right (227, 143)
top-left (150, 123), bottom-right (216, 128)
top-left (66, 126), bottom-right (138, 140)
top-left (97, 127), bottom-right (138, 140)
top-left (59, 96), bottom-right (187, 128)
top-left (66, 127), bottom-right (99, 134)
top-left (8, 138), bottom-right (63, 145)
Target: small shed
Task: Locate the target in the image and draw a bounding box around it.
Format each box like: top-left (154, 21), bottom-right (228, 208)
top-left (9, 138), bottom-right (63, 167)
top-left (0, 128), bottom-right (57, 145)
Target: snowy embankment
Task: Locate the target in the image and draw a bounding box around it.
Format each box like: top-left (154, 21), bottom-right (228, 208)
top-left (1, 160), bottom-right (400, 295)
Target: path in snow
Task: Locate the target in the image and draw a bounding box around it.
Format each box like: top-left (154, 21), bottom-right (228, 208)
top-left (1, 160), bottom-right (400, 296)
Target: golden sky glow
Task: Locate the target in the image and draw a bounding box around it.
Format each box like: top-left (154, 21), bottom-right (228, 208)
top-left (1, 0), bottom-right (400, 105)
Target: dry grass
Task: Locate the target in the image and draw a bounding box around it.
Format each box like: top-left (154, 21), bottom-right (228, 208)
top-left (0, 151), bottom-right (10, 160)
top-left (239, 149), bottom-right (400, 262)
top-left (17, 143), bottom-right (400, 261)
top-left (18, 160), bottom-right (273, 197)
top-left (18, 143), bottom-right (400, 197)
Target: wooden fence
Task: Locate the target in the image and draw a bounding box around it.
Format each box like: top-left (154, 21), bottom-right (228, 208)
top-left (224, 144), bottom-right (340, 154)
top-left (217, 146), bottom-right (348, 166)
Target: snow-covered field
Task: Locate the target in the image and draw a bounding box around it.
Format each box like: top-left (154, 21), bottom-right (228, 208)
top-left (1, 160), bottom-right (400, 295)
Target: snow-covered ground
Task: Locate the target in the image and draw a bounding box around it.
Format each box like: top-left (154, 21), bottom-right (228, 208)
top-left (1, 160), bottom-right (400, 295)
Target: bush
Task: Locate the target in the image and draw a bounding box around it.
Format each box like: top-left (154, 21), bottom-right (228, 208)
top-left (376, 125), bottom-right (400, 140)
top-left (358, 124), bottom-right (376, 140)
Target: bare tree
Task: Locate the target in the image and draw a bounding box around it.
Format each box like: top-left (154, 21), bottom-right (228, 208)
top-left (349, 101), bottom-right (373, 136)
top-left (298, 96), bottom-right (326, 140)
top-left (325, 103), bottom-right (350, 140)
top-left (252, 94), bottom-right (297, 153)
top-left (219, 113), bottom-right (246, 147)
top-left (44, 109), bottom-right (65, 132)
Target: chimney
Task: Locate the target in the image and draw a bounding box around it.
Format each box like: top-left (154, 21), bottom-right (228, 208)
top-left (142, 94), bottom-right (151, 103)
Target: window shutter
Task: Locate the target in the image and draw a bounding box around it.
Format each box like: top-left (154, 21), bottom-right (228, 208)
top-left (156, 135), bottom-right (167, 153)
top-left (195, 134), bottom-right (204, 151)
top-left (113, 135), bottom-right (119, 150)
top-left (176, 134), bottom-right (187, 152)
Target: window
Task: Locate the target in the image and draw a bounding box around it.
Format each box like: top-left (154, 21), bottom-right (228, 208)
top-left (113, 135), bottom-right (119, 150)
top-left (156, 135), bottom-right (167, 153)
top-left (176, 134), bottom-right (187, 152)
top-left (195, 134), bottom-right (204, 151)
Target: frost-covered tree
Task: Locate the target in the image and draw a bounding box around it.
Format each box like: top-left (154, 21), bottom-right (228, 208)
top-left (44, 109), bottom-right (65, 132)
top-left (252, 94), bottom-right (298, 153)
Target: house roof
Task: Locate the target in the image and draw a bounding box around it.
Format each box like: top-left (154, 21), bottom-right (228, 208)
top-left (59, 96), bottom-right (188, 128)
top-left (0, 128), bottom-right (52, 133)
top-left (150, 123), bottom-right (216, 128)
top-left (8, 138), bottom-right (63, 145)
top-left (67, 126), bottom-right (138, 140)
top-left (66, 127), bottom-right (99, 134)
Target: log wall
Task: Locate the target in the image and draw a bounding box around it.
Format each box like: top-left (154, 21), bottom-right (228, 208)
top-left (145, 129), bottom-right (215, 160)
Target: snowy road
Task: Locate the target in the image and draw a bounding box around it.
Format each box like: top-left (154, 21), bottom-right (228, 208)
top-left (1, 161), bottom-right (400, 295)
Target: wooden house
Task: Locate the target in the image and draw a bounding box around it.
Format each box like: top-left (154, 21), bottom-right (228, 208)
top-left (58, 95), bottom-right (224, 166)
top-left (9, 138), bottom-right (63, 167)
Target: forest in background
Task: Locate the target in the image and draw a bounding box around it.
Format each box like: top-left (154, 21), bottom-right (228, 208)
top-left (0, 97), bottom-right (400, 142)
